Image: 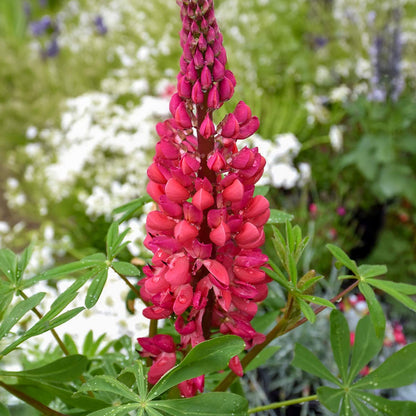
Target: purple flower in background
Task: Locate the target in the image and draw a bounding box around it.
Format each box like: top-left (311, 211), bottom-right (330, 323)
top-left (44, 36), bottom-right (59, 58)
top-left (94, 15), bottom-right (108, 35)
top-left (368, 8), bottom-right (404, 102)
top-left (39, 0), bottom-right (48, 8)
top-left (23, 2), bottom-right (32, 18)
top-left (30, 15), bottom-right (52, 36)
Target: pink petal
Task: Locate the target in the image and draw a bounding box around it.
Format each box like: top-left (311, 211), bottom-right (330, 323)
top-left (203, 259), bottom-right (230, 286)
top-left (192, 188), bottom-right (215, 211)
top-left (165, 178), bottom-right (190, 203)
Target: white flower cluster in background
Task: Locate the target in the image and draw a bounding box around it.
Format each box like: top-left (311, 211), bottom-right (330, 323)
top-left (247, 133), bottom-right (311, 189)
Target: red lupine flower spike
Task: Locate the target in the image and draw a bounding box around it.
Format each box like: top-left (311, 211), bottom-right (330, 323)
top-left (141, 0), bottom-right (270, 396)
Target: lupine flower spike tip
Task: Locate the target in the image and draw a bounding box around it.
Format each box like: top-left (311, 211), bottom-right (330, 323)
top-left (138, 0), bottom-right (270, 397)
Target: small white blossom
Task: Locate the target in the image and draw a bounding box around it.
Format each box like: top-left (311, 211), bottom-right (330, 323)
top-left (329, 125), bottom-right (344, 152)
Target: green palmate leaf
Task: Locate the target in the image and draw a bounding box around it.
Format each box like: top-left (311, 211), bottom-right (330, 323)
top-left (0, 307), bottom-right (84, 356)
top-left (16, 244), bottom-right (34, 283)
top-left (297, 271), bottom-right (323, 292)
top-left (317, 386), bottom-right (344, 413)
top-left (340, 395), bottom-right (353, 416)
top-left (301, 295), bottom-right (335, 309)
top-left (297, 298), bottom-right (316, 323)
top-left (357, 264), bottom-right (387, 279)
top-left (145, 407), bottom-right (165, 416)
top-left (0, 292), bottom-right (45, 340)
top-left (22, 253), bottom-right (106, 288)
top-left (106, 223), bottom-right (130, 259)
top-left (329, 310), bottom-right (350, 382)
top-left (263, 264), bottom-right (290, 290)
top-left (286, 221), bottom-right (295, 253)
top-left (0, 284), bottom-right (14, 316)
top-left (150, 392), bottom-right (248, 416)
top-left (267, 209), bottom-right (294, 224)
top-left (148, 336), bottom-right (245, 400)
top-left (112, 195), bottom-right (152, 223)
top-left (64, 333), bottom-right (79, 354)
top-left (354, 342), bottom-right (416, 390)
top-left (245, 345), bottom-right (281, 372)
top-left (112, 261), bottom-right (141, 277)
top-left (0, 248), bottom-right (17, 283)
top-left (292, 343), bottom-right (341, 386)
top-left (0, 355), bottom-right (88, 382)
top-left (358, 282), bottom-right (386, 339)
top-left (119, 361), bottom-right (148, 398)
top-left (347, 315), bottom-right (382, 385)
top-left (353, 390), bottom-right (416, 416)
top-left (326, 244), bottom-right (359, 275)
top-left (349, 392), bottom-right (375, 416)
top-left (85, 268), bottom-right (109, 309)
top-left (288, 253), bottom-right (298, 285)
top-left (0, 403), bottom-right (11, 416)
top-left (78, 375), bottom-right (142, 402)
top-left (85, 404), bottom-right (141, 416)
top-left (366, 278), bottom-right (416, 312)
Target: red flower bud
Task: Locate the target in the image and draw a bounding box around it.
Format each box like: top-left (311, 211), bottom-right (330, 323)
top-left (165, 178), bottom-right (190, 203)
top-left (192, 188), bottom-right (215, 211)
top-left (200, 115), bottom-right (215, 138)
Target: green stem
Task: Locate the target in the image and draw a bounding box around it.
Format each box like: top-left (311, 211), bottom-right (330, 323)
top-left (113, 269), bottom-right (142, 299)
top-left (248, 394), bottom-right (318, 414)
top-left (19, 290), bottom-right (70, 356)
top-left (0, 380), bottom-right (68, 416)
top-left (214, 279), bottom-right (360, 392)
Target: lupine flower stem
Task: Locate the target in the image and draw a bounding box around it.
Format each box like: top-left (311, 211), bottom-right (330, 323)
top-left (214, 279), bottom-right (360, 392)
top-left (248, 394), bottom-right (318, 414)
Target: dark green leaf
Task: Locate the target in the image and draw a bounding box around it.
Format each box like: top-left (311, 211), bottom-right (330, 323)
top-left (0, 292), bottom-right (45, 340)
top-left (13, 381), bottom-right (108, 411)
top-left (148, 336), bottom-right (245, 400)
top-left (317, 386), bottom-right (344, 413)
top-left (326, 244), bottom-right (359, 275)
top-left (150, 392), bottom-right (248, 416)
top-left (145, 408), bottom-right (165, 416)
top-left (366, 279), bottom-right (416, 312)
top-left (267, 209), bottom-right (294, 224)
top-left (0, 355), bottom-right (88, 382)
top-left (297, 298), bottom-right (316, 323)
top-left (354, 342), bottom-right (416, 390)
top-left (358, 282), bottom-right (386, 339)
top-left (292, 343), bottom-right (341, 386)
top-left (357, 265), bottom-right (387, 279)
top-left (112, 262), bottom-right (141, 277)
top-left (0, 248), bottom-right (17, 283)
top-left (347, 315), bottom-right (382, 385)
top-left (297, 273), bottom-right (324, 292)
top-left (353, 390), bottom-right (416, 416)
top-left (245, 346), bottom-right (281, 372)
top-left (330, 310), bottom-right (351, 382)
top-left (64, 333), bottom-right (79, 355)
top-left (78, 375), bottom-right (141, 402)
top-left (119, 361), bottom-right (147, 399)
top-left (86, 268), bottom-right (109, 309)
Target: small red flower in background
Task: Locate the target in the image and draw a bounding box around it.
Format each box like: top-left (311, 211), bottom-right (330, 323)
top-left (137, 0), bottom-right (270, 396)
